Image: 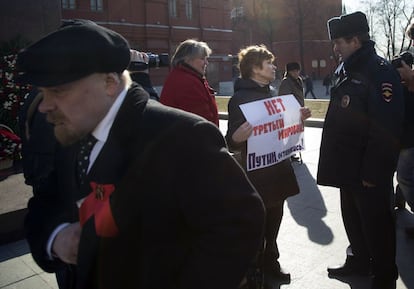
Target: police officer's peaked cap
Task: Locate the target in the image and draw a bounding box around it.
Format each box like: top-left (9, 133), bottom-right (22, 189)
top-left (17, 19), bottom-right (131, 87)
top-left (327, 11), bottom-right (370, 40)
top-left (286, 62), bottom-right (301, 72)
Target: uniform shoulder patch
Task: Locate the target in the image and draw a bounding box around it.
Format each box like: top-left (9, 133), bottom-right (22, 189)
top-left (382, 83), bottom-right (393, 102)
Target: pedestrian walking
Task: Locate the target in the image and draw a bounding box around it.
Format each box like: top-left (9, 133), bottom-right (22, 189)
top-left (323, 73), bottom-right (332, 95)
top-left (304, 75), bottom-right (317, 99)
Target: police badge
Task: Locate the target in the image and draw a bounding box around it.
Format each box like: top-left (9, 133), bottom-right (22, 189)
top-left (382, 83), bottom-right (393, 102)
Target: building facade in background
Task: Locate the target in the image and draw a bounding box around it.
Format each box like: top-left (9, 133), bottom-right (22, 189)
top-left (231, 0), bottom-right (342, 80)
top-left (1, 0), bottom-right (343, 93)
top-left (62, 0), bottom-right (234, 93)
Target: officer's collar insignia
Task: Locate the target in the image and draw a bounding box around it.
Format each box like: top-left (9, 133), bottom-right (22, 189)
top-left (382, 83), bottom-right (393, 102)
top-left (341, 95), bottom-right (350, 108)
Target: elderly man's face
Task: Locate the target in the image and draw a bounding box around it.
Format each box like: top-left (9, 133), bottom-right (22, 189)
top-left (38, 73), bottom-right (115, 145)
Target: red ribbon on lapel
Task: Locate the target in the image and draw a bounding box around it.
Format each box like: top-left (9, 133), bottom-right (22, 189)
top-left (79, 182), bottom-right (119, 237)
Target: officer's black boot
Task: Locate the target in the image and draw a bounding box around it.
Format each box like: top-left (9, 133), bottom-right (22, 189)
top-left (328, 255), bottom-right (371, 277)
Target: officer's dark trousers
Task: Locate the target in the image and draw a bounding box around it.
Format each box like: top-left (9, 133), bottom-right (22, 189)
top-left (340, 182), bottom-right (398, 282)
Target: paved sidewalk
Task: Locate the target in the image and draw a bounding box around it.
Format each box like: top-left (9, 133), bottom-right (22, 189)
top-left (1, 125), bottom-right (414, 289)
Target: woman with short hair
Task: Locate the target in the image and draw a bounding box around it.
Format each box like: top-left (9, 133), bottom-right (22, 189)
top-left (160, 39), bottom-right (219, 126)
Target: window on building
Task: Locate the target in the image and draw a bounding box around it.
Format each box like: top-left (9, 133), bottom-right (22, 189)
top-left (91, 0), bottom-right (103, 11)
top-left (169, 0), bottom-right (177, 18)
top-left (62, 0), bottom-right (76, 9)
top-left (185, 0), bottom-right (192, 20)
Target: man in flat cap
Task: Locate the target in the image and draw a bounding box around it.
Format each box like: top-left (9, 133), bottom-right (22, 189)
top-left (20, 48), bottom-right (163, 289)
top-left (17, 19), bottom-right (265, 289)
top-left (316, 11), bottom-right (404, 289)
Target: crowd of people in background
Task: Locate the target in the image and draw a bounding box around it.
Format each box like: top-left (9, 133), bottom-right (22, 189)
top-left (10, 8), bottom-right (414, 289)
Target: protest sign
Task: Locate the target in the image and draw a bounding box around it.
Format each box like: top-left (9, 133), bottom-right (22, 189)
top-left (239, 94), bottom-right (304, 171)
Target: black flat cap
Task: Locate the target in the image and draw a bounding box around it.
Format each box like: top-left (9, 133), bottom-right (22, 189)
top-left (327, 11), bottom-right (370, 40)
top-left (286, 62), bottom-right (301, 72)
top-left (17, 19), bottom-right (131, 87)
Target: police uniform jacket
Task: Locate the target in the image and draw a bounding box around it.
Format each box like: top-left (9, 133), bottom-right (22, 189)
top-left (226, 78), bottom-right (300, 208)
top-left (317, 40), bottom-right (404, 187)
top-left (74, 83), bottom-right (265, 289)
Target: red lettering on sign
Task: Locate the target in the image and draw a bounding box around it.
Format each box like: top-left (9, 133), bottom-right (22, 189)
top-left (263, 98), bottom-right (286, 116)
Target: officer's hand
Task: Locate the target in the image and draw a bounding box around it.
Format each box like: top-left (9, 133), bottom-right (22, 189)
top-left (300, 107), bottom-right (312, 121)
top-left (52, 222), bottom-right (81, 264)
top-left (362, 180), bottom-right (376, 188)
top-left (232, 121), bottom-right (253, 143)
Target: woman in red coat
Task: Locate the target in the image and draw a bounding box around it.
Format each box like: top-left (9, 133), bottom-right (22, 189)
top-left (160, 39), bottom-right (219, 126)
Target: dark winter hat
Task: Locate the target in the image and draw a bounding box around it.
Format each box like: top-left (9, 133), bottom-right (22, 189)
top-left (327, 11), bottom-right (370, 40)
top-left (17, 19), bottom-right (131, 87)
top-left (286, 62), bottom-right (301, 72)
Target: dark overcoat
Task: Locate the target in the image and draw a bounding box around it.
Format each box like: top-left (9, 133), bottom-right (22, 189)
top-left (75, 84), bottom-right (265, 289)
top-left (278, 74), bottom-right (305, 107)
top-left (23, 83), bottom-right (265, 289)
top-left (226, 78), bottom-right (300, 208)
top-left (317, 41), bottom-right (404, 187)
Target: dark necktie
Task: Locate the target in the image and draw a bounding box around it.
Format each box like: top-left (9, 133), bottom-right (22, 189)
top-left (77, 134), bottom-right (97, 185)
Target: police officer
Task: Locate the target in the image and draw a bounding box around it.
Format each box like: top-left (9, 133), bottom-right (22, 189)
top-left (317, 11), bottom-right (404, 289)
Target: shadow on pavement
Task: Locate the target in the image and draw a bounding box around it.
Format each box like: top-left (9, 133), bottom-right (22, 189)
top-left (287, 163), bottom-right (334, 245)
top-left (263, 275), bottom-right (290, 289)
top-left (0, 239), bottom-right (30, 262)
top-left (327, 275), bottom-right (371, 289)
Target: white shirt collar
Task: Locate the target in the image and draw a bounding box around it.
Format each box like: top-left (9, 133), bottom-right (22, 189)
top-left (91, 86), bottom-right (128, 143)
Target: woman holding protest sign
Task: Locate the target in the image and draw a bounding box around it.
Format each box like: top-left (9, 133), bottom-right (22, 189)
top-left (226, 45), bottom-right (311, 287)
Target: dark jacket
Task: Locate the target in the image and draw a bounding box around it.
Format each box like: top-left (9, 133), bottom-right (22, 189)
top-left (278, 74), bottom-right (305, 106)
top-left (74, 84), bottom-right (265, 289)
top-left (130, 72), bottom-right (159, 101)
top-left (317, 41), bottom-right (404, 187)
top-left (226, 78), bottom-right (300, 208)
